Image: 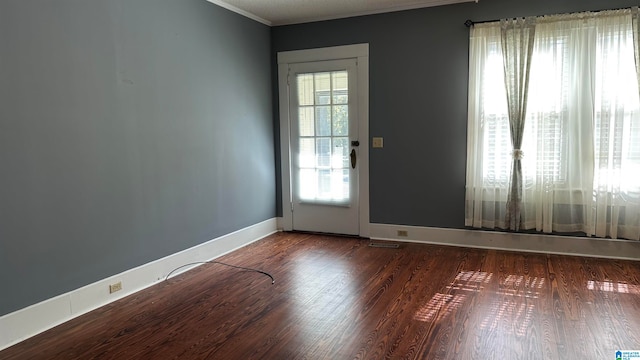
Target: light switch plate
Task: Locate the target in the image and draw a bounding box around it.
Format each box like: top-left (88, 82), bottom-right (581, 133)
top-left (372, 137), bottom-right (384, 148)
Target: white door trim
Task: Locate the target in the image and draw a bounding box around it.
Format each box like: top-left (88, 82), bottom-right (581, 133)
top-left (278, 44), bottom-right (370, 237)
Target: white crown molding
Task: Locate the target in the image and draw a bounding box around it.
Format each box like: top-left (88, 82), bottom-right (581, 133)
top-left (206, 0), bottom-right (272, 26)
top-left (207, 0), bottom-right (478, 26)
top-left (272, 0), bottom-right (479, 26)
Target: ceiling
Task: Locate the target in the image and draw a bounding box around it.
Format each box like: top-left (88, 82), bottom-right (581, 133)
top-left (208, 0), bottom-right (478, 26)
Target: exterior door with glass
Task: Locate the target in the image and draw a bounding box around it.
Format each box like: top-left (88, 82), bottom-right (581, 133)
top-left (288, 59), bottom-right (360, 235)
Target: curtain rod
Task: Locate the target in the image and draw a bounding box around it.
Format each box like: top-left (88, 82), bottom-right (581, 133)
top-left (464, 6), bottom-right (635, 27)
top-left (464, 19), bottom-right (493, 27)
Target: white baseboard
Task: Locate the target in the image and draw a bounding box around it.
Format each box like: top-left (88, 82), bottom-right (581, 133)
top-left (0, 218), bottom-right (279, 351)
top-left (369, 223), bottom-right (640, 261)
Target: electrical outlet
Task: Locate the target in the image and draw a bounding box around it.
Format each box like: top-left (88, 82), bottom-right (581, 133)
top-left (109, 281), bottom-right (122, 294)
top-left (397, 230), bottom-right (408, 237)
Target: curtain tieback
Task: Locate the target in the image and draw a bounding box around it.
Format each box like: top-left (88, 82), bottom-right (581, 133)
top-left (512, 149), bottom-right (524, 160)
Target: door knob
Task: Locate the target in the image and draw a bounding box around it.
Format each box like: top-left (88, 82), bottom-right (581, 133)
top-left (350, 149), bottom-right (357, 169)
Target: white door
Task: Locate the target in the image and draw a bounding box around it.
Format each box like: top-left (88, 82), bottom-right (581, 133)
top-left (289, 60), bottom-right (359, 234)
top-left (278, 45), bottom-right (369, 237)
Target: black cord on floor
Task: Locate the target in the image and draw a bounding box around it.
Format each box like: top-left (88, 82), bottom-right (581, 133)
top-left (164, 260), bottom-right (275, 284)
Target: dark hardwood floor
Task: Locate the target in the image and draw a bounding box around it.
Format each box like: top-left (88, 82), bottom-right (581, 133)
top-left (2, 232), bottom-right (640, 359)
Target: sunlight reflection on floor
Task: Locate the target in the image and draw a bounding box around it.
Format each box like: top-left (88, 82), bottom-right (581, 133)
top-left (415, 270), bottom-right (544, 330)
top-left (587, 280), bottom-right (640, 294)
top-left (414, 293), bottom-right (467, 322)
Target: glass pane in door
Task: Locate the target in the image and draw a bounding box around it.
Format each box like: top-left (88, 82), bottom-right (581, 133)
top-left (297, 71), bottom-right (350, 203)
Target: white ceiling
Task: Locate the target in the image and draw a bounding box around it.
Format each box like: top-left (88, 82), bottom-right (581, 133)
top-left (208, 0), bottom-right (478, 26)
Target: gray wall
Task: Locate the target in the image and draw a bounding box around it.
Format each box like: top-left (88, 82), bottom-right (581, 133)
top-left (0, 0), bottom-right (274, 315)
top-left (272, 0), bottom-right (639, 227)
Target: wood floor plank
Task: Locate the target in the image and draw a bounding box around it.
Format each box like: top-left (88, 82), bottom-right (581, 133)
top-left (2, 232), bottom-right (640, 360)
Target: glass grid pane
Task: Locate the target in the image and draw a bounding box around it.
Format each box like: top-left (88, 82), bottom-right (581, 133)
top-left (297, 70), bottom-right (351, 202)
top-left (332, 105), bottom-right (348, 136)
top-left (336, 169), bottom-right (349, 200)
top-left (315, 73), bottom-right (331, 105)
top-left (333, 137), bottom-right (349, 168)
top-left (297, 74), bottom-right (314, 106)
top-left (316, 106), bottom-right (331, 136)
top-left (299, 107), bottom-right (314, 136)
top-left (299, 138), bottom-right (315, 168)
top-left (316, 138), bottom-right (331, 167)
top-left (300, 169), bottom-right (316, 200)
top-left (318, 169), bottom-right (331, 196)
top-left (332, 71), bottom-right (348, 104)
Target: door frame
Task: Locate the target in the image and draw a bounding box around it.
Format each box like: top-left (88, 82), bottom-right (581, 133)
top-left (277, 44), bottom-right (370, 237)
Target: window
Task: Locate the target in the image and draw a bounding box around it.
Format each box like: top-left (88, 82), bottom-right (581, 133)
top-left (297, 71), bottom-right (350, 202)
top-left (465, 9), bottom-right (640, 240)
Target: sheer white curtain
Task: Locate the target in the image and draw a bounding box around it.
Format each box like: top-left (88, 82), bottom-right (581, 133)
top-left (501, 17), bottom-right (536, 231)
top-left (466, 24), bottom-right (508, 229)
top-left (633, 7), bottom-right (640, 97)
top-left (590, 11), bottom-right (640, 239)
top-left (466, 9), bottom-right (640, 240)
